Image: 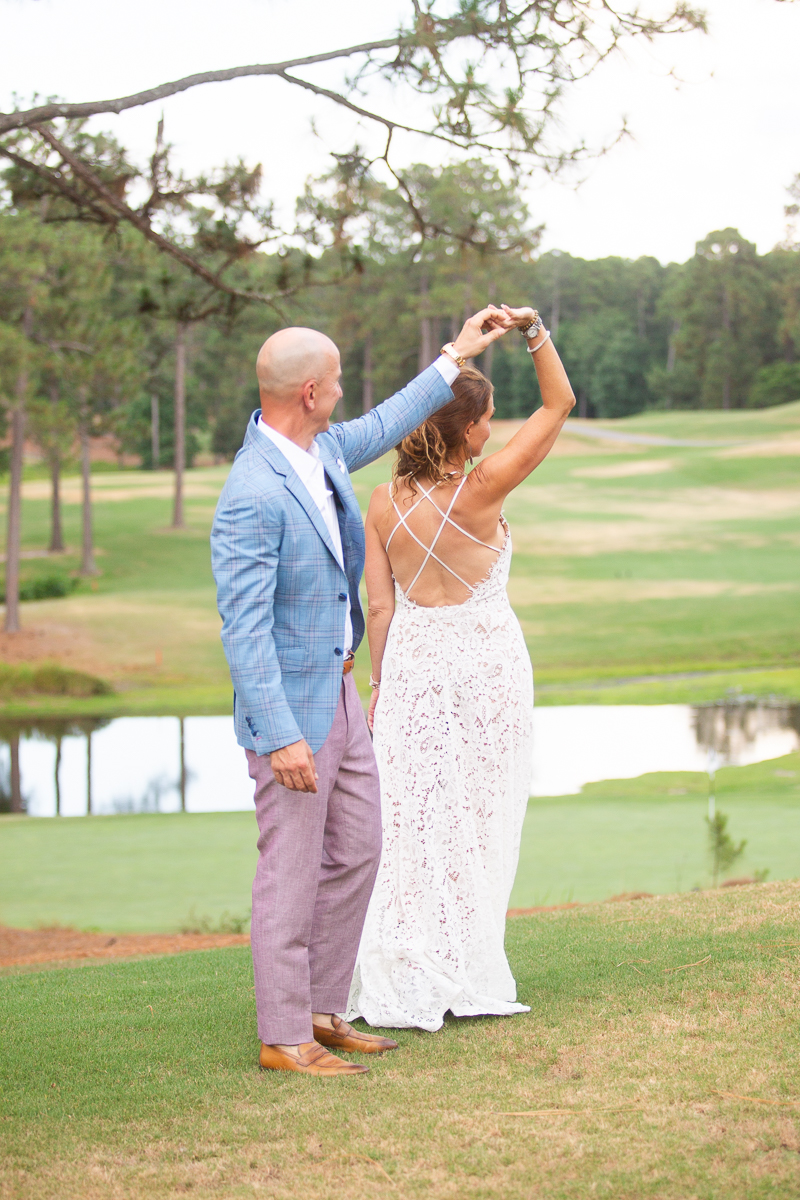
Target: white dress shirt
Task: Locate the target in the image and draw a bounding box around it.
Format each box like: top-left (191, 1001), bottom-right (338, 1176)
top-left (257, 355), bottom-right (460, 655)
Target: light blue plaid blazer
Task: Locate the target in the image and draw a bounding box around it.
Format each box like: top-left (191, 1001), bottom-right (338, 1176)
top-left (211, 363), bottom-right (454, 754)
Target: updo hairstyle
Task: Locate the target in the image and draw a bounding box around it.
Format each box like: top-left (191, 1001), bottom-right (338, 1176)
top-left (393, 365), bottom-right (493, 493)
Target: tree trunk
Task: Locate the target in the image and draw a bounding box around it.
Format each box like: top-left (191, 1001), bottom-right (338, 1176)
top-left (4, 306), bottom-right (32, 634)
top-left (48, 450), bottom-right (64, 553)
top-left (482, 340), bottom-right (494, 382)
top-left (79, 388), bottom-right (99, 577)
top-left (5, 388), bottom-right (27, 634)
top-left (54, 735), bottom-right (62, 816)
top-left (151, 393), bottom-right (160, 469)
top-left (666, 320), bottom-right (679, 374)
top-left (361, 333), bottom-right (374, 414)
top-left (172, 321), bottom-right (186, 528)
top-left (418, 317), bottom-right (433, 372)
top-left (47, 382), bottom-right (64, 552)
top-left (86, 729), bottom-right (93, 815)
top-left (722, 286), bottom-right (732, 410)
top-left (578, 388), bottom-right (588, 419)
top-left (417, 274), bottom-right (432, 374)
top-left (550, 272), bottom-right (561, 338)
top-left (9, 733), bottom-right (23, 812)
top-left (462, 273), bottom-right (473, 325)
top-left (179, 717), bottom-right (186, 812)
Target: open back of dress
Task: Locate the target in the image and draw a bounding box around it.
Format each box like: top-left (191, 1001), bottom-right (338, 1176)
top-left (386, 476), bottom-right (506, 604)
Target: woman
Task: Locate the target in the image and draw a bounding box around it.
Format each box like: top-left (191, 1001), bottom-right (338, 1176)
top-left (346, 304), bottom-right (576, 1032)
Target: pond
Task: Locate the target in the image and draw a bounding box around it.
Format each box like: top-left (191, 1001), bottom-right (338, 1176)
top-left (1, 702), bottom-right (798, 818)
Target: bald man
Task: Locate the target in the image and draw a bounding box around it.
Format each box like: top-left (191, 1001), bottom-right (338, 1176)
top-left (211, 315), bottom-right (509, 1076)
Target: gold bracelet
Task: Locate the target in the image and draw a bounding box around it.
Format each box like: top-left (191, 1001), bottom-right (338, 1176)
top-left (440, 342), bottom-right (466, 368)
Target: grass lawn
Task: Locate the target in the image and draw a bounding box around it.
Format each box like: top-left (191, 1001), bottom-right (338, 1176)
top-left (2, 753), bottom-right (798, 933)
top-left (0, 401), bottom-right (798, 716)
top-left (2, 881), bottom-right (800, 1199)
top-left (0, 811), bottom-right (256, 934)
top-left (513, 751), bottom-right (800, 908)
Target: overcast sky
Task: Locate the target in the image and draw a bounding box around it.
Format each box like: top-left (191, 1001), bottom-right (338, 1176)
top-left (2, 0), bottom-right (799, 264)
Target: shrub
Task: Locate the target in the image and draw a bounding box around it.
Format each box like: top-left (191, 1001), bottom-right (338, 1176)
top-left (0, 574), bottom-right (79, 603)
top-left (747, 362), bottom-right (800, 409)
top-left (0, 663), bottom-right (113, 699)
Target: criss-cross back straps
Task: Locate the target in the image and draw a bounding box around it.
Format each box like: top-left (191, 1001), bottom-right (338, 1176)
top-left (386, 477), bottom-right (503, 599)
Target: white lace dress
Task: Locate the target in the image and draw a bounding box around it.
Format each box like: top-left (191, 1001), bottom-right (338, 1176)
top-left (347, 486), bottom-right (534, 1032)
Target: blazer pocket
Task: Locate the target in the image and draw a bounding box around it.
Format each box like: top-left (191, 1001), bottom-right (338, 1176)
top-left (277, 646), bottom-right (307, 674)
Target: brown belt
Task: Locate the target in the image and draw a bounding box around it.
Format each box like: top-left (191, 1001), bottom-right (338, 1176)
top-left (342, 652), bottom-right (355, 675)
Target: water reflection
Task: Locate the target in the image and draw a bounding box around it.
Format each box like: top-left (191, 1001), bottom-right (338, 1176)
top-left (0, 718), bottom-right (110, 815)
top-left (0, 703), bottom-right (797, 817)
top-left (530, 701), bottom-right (799, 797)
top-left (694, 700), bottom-right (800, 763)
top-left (0, 716), bottom-right (252, 818)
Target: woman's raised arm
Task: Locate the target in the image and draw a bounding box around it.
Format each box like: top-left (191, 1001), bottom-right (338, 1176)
top-left (472, 304), bottom-right (575, 503)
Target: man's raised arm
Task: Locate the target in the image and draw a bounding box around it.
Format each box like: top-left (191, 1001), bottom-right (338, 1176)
top-left (332, 307), bottom-right (512, 474)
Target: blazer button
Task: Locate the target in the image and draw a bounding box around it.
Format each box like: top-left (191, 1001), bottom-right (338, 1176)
top-left (334, 647), bottom-right (343, 656)
top-left (338, 593), bottom-right (347, 601)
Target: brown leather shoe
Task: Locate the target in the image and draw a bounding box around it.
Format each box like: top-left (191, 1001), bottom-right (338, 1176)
top-left (312, 1014), bottom-right (399, 1055)
top-left (259, 1040), bottom-right (369, 1076)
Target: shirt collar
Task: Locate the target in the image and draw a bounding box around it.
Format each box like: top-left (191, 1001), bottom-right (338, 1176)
top-left (257, 416), bottom-right (321, 485)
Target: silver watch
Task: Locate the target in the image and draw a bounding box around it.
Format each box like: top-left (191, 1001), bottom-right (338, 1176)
top-left (520, 312), bottom-right (543, 339)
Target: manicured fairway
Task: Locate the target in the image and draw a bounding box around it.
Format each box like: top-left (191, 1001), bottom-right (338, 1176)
top-left (2, 753), bottom-right (797, 931)
top-left (0, 811), bottom-right (256, 933)
top-left (1, 401), bottom-right (798, 716)
top-left (2, 882), bottom-right (799, 1199)
top-left (513, 751), bottom-right (800, 907)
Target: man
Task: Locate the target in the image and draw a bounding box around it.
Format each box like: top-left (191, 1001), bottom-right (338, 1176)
top-left (211, 310), bottom-right (509, 1076)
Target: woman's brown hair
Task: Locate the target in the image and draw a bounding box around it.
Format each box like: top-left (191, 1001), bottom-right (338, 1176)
top-left (393, 364), bottom-right (493, 493)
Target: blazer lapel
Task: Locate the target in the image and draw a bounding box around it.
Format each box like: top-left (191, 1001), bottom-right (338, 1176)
top-left (318, 443), bottom-right (349, 507)
top-left (284, 474), bottom-right (341, 566)
top-left (317, 443), bottom-right (361, 584)
top-left (245, 413), bottom-right (342, 568)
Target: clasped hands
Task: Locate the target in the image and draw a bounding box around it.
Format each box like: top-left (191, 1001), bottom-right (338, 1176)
top-left (450, 303), bottom-right (542, 360)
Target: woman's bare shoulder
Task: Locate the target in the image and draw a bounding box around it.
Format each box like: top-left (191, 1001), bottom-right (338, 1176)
top-left (367, 481), bottom-right (393, 521)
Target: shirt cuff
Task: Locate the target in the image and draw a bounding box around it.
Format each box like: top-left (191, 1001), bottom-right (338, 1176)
top-left (432, 354), bottom-right (460, 386)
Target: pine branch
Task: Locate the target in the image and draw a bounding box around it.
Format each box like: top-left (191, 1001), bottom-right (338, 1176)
top-left (0, 40), bottom-right (404, 135)
top-left (29, 124), bottom-right (288, 309)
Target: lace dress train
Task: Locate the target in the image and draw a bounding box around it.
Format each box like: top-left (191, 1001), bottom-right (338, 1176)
top-left (347, 497), bottom-right (534, 1032)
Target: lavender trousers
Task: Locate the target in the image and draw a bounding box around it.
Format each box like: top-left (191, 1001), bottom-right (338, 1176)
top-left (245, 674), bottom-right (382, 1046)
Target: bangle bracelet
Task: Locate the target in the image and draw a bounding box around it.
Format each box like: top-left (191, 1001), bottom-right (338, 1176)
top-left (369, 676), bottom-right (381, 690)
top-left (527, 330), bottom-right (551, 355)
top-left (440, 342), bottom-right (466, 368)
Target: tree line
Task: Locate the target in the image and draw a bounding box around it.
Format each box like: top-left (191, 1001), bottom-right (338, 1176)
top-left (0, 0), bottom-right (794, 633)
top-left (2, 161), bottom-right (799, 579)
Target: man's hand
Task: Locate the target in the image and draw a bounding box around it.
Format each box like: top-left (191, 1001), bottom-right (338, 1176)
top-left (270, 739), bottom-right (319, 793)
top-left (499, 303), bottom-right (539, 331)
top-left (452, 305), bottom-right (513, 360)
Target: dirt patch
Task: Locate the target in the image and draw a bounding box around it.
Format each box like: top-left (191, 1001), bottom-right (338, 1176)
top-left (0, 625), bottom-right (102, 672)
top-left (0, 924), bottom-right (249, 969)
top-left (506, 902), bottom-right (581, 918)
top-left (572, 459), bottom-right (675, 479)
top-left (4, 909), bottom-right (583, 967)
top-left (716, 434), bottom-right (800, 458)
